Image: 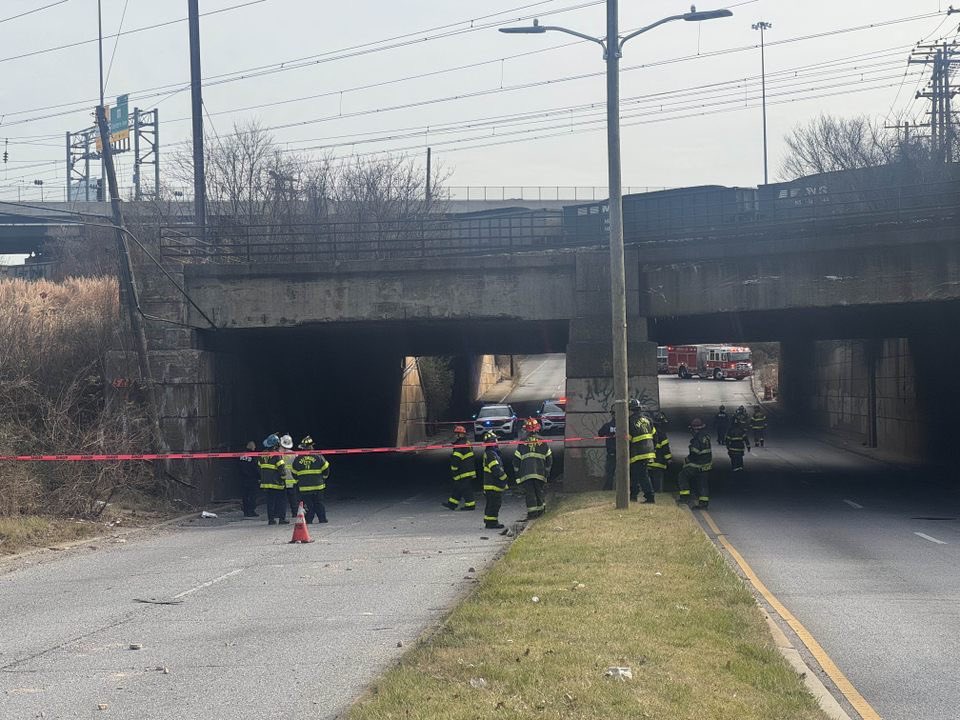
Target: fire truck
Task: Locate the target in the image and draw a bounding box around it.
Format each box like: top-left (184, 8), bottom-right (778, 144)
top-left (666, 344), bottom-right (753, 380)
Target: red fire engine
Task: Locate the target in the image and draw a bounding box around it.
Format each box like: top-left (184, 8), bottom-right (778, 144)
top-left (665, 344), bottom-right (753, 380)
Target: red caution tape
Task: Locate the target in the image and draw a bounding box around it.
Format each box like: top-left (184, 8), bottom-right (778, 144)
top-left (0, 436), bottom-right (612, 462)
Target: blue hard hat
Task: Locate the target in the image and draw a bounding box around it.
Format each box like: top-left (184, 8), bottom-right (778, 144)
top-left (263, 433), bottom-right (279, 449)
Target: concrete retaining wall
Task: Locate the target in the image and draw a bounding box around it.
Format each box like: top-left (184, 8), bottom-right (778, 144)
top-left (397, 358), bottom-right (428, 447)
top-left (809, 338), bottom-right (922, 461)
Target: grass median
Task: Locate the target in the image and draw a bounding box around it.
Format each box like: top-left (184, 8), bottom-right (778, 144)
top-left (349, 493), bottom-right (828, 720)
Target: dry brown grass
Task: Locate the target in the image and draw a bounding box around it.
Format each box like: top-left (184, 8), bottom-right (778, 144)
top-left (0, 277), bottom-right (154, 518)
top-left (349, 494), bottom-right (828, 720)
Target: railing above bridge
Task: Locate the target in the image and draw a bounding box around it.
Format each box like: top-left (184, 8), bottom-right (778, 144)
top-left (158, 179), bottom-right (960, 265)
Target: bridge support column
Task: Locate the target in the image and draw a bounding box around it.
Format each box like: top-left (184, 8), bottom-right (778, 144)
top-left (563, 249), bottom-right (660, 490)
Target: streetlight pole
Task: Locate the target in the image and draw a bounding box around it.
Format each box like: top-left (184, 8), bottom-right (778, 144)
top-left (98, 0), bottom-right (106, 197)
top-left (501, 4), bottom-right (732, 510)
top-left (752, 21), bottom-right (772, 185)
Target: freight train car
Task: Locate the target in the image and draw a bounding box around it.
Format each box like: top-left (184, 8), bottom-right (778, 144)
top-left (563, 185), bottom-right (758, 244)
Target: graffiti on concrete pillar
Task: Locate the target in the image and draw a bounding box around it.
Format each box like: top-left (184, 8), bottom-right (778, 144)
top-left (581, 377), bottom-right (657, 413)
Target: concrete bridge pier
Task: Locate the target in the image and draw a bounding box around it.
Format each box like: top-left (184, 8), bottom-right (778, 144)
top-left (563, 248), bottom-right (660, 490)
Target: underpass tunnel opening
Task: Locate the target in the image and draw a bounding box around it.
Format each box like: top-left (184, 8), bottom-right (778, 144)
top-left (197, 320), bottom-right (569, 498)
top-left (651, 300), bottom-right (960, 468)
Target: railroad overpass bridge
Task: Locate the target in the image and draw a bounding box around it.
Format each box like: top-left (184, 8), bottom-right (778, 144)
top-left (115, 200), bottom-right (960, 499)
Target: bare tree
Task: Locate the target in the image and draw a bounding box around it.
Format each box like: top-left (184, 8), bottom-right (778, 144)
top-left (779, 114), bottom-right (900, 179)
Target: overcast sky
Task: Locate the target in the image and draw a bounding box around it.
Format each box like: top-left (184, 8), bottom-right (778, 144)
top-left (0, 0), bottom-right (955, 202)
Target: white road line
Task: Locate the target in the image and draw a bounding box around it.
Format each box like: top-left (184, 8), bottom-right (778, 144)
top-left (172, 568), bottom-right (244, 599)
top-left (843, 499), bottom-right (864, 509)
top-left (914, 532), bottom-right (947, 545)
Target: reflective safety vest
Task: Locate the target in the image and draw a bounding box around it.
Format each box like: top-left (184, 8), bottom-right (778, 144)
top-left (629, 413), bottom-right (656, 464)
top-left (293, 452), bottom-right (330, 492)
top-left (750, 412), bottom-right (767, 430)
top-left (513, 436), bottom-right (552, 484)
top-left (685, 431), bottom-right (713, 470)
top-left (258, 453), bottom-right (286, 491)
top-left (450, 444), bottom-right (478, 482)
top-left (649, 424), bottom-right (672, 470)
top-left (482, 448), bottom-right (509, 492)
top-left (725, 423), bottom-right (750, 453)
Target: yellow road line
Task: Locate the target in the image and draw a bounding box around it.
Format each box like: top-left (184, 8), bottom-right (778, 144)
top-left (701, 510), bottom-right (882, 720)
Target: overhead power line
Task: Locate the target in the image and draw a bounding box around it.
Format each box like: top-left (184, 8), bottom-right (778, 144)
top-left (0, 0), bottom-right (69, 26)
top-left (0, 7), bottom-right (941, 135)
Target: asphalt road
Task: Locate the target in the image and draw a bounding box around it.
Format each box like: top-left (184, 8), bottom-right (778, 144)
top-left (0, 360), bottom-right (566, 720)
top-left (659, 374), bottom-right (960, 720)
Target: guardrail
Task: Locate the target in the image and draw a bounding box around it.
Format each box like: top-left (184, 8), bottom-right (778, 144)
top-left (158, 180), bottom-right (960, 264)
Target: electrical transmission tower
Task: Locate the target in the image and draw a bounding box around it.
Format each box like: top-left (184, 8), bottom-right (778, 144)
top-left (909, 39), bottom-right (959, 162)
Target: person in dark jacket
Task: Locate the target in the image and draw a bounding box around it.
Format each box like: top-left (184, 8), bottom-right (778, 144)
top-left (598, 410), bottom-right (617, 491)
top-left (715, 405), bottom-right (729, 446)
top-left (238, 441), bottom-right (260, 517)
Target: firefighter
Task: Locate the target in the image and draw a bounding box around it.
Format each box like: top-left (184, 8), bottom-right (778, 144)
top-left (725, 417), bottom-right (751, 472)
top-left (444, 425), bottom-right (477, 511)
top-left (676, 418), bottom-right (712, 509)
top-left (598, 410), bottom-right (617, 491)
top-left (513, 418), bottom-right (552, 519)
top-left (735, 405), bottom-right (748, 424)
top-left (238, 441), bottom-right (260, 518)
top-left (628, 398), bottom-right (656, 503)
top-left (481, 430), bottom-right (509, 529)
top-left (648, 410), bottom-right (672, 493)
top-left (279, 434), bottom-right (299, 515)
top-left (258, 434), bottom-right (289, 525)
top-left (292, 435), bottom-right (330, 524)
top-left (715, 405), bottom-right (729, 446)
top-left (751, 406), bottom-right (768, 447)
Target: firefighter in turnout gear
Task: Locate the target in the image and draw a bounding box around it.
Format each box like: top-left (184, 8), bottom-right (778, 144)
top-left (513, 418), bottom-right (552, 519)
top-left (648, 410), bottom-right (672, 493)
top-left (444, 426), bottom-right (477, 511)
top-left (279, 434), bottom-right (299, 515)
top-left (735, 405), bottom-right (749, 425)
top-left (258, 434), bottom-right (289, 525)
top-left (292, 436), bottom-right (330, 524)
top-left (677, 418), bottom-right (713, 509)
top-left (481, 431), bottom-right (509, 529)
top-left (628, 398), bottom-right (656, 503)
top-left (715, 405), bottom-right (729, 446)
top-left (725, 418), bottom-right (751, 472)
top-left (751, 406), bottom-right (768, 447)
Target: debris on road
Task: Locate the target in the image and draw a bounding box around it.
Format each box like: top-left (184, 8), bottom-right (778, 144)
top-left (133, 598), bottom-right (183, 605)
top-left (200, 511), bottom-right (217, 519)
top-left (604, 666), bottom-right (633, 681)
top-left (129, 643), bottom-right (143, 650)
top-left (97, 704), bottom-right (109, 711)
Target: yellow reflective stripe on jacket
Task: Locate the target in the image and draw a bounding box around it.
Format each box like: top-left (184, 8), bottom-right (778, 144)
top-left (518, 473), bottom-right (547, 483)
top-left (452, 470), bottom-right (477, 481)
top-left (483, 484), bottom-right (506, 492)
top-left (298, 483), bottom-right (327, 491)
top-left (452, 450), bottom-right (474, 460)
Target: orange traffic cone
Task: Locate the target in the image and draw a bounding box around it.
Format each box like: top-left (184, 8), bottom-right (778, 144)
top-left (289, 501), bottom-right (314, 544)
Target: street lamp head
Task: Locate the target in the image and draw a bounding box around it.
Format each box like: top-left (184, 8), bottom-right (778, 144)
top-left (751, 21), bottom-right (773, 30)
top-left (499, 18), bottom-right (546, 34)
top-left (685, 7), bottom-right (734, 22)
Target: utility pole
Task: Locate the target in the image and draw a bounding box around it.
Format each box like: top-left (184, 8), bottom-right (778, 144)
top-left (425, 147), bottom-right (432, 204)
top-left (605, 0), bottom-right (631, 511)
top-left (98, 0), bottom-right (106, 197)
top-left (910, 42), bottom-right (959, 163)
top-left (752, 21), bottom-right (773, 185)
top-left (95, 106), bottom-right (164, 467)
top-left (188, 0), bottom-right (207, 239)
